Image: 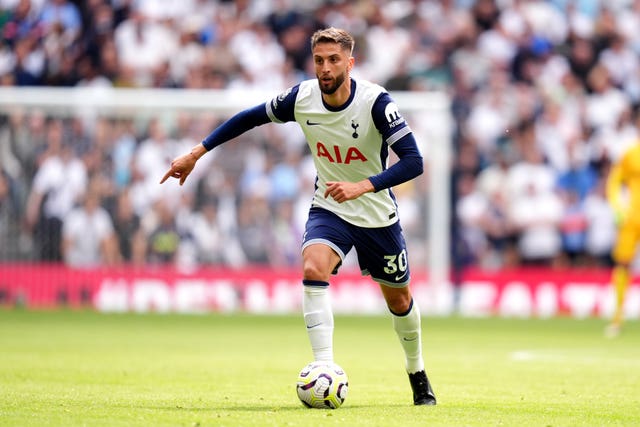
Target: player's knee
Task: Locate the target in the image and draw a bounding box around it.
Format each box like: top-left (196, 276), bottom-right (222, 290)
top-left (385, 293), bottom-right (413, 315)
top-left (302, 260), bottom-right (330, 281)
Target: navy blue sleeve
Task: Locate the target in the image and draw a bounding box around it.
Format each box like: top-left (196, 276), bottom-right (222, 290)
top-left (266, 84), bottom-right (299, 123)
top-left (367, 92), bottom-right (424, 191)
top-left (202, 84), bottom-right (301, 150)
top-left (368, 133), bottom-right (424, 191)
top-left (202, 103), bottom-right (271, 151)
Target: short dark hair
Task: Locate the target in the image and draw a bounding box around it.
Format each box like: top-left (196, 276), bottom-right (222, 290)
top-left (310, 27), bottom-right (354, 55)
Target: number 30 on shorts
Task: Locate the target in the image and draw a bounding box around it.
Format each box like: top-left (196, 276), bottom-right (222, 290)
top-left (383, 249), bottom-right (408, 275)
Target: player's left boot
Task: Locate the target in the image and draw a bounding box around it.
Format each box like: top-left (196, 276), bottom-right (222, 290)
top-left (408, 370), bottom-right (436, 405)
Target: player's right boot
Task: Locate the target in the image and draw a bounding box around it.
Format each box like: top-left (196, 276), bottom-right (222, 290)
top-left (408, 370), bottom-right (436, 405)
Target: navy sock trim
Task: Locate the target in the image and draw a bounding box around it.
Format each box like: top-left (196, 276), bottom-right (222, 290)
top-left (303, 279), bottom-right (329, 288)
top-left (390, 298), bottom-right (413, 317)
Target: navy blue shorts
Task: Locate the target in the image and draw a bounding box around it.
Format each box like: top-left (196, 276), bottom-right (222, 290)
top-left (301, 207), bottom-right (410, 287)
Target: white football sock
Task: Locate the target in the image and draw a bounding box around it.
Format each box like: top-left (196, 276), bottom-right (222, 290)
top-left (302, 282), bottom-right (334, 362)
top-left (392, 300), bottom-right (425, 374)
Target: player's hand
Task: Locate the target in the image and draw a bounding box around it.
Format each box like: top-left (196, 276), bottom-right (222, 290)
top-left (160, 152), bottom-right (197, 186)
top-left (324, 180), bottom-right (374, 203)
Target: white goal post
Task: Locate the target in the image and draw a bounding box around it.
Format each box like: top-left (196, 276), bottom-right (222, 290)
top-left (0, 86), bottom-right (452, 292)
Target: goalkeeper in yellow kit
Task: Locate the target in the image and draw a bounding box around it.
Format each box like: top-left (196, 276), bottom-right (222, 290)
top-left (606, 142), bottom-right (640, 336)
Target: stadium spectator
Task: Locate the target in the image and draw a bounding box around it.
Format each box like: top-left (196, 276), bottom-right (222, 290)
top-left (0, 169), bottom-right (20, 260)
top-left (507, 143), bottom-right (564, 266)
top-left (144, 199), bottom-right (182, 265)
top-left (557, 188), bottom-right (589, 266)
top-left (229, 22), bottom-right (286, 86)
top-left (535, 98), bottom-right (582, 173)
top-left (3, 110), bottom-right (47, 188)
top-left (167, 17), bottom-right (206, 87)
top-left (11, 26), bottom-right (46, 85)
top-left (269, 198), bottom-right (303, 267)
top-left (24, 119), bottom-right (87, 261)
top-left (476, 16), bottom-right (517, 68)
top-left (583, 179), bottom-right (616, 267)
top-left (0, 115), bottom-right (22, 182)
top-left (584, 64), bottom-right (631, 133)
top-left (132, 118), bottom-right (182, 212)
top-left (2, 0), bottom-right (43, 48)
top-left (591, 105), bottom-right (638, 165)
top-left (111, 189), bottom-right (145, 265)
top-left (186, 198), bottom-right (245, 268)
top-left (235, 190), bottom-right (274, 265)
top-left (505, 122), bottom-right (555, 200)
top-left (61, 181), bottom-right (120, 268)
top-left (113, 7), bottom-right (178, 87)
top-left (475, 143), bottom-right (514, 201)
top-left (598, 32), bottom-right (639, 95)
top-left (555, 136), bottom-right (598, 201)
top-left (564, 35), bottom-right (596, 84)
top-left (360, 9), bottom-right (411, 83)
top-left (455, 172), bottom-right (490, 266)
top-left (510, 180), bottom-right (564, 266)
top-left (518, 0), bottom-right (569, 44)
top-left (110, 118), bottom-right (137, 190)
top-left (39, 0), bottom-right (81, 41)
top-left (470, 0), bottom-right (500, 33)
top-left (464, 69), bottom-right (517, 157)
top-left (483, 187), bottom-right (518, 268)
top-left (616, 0), bottom-right (640, 54)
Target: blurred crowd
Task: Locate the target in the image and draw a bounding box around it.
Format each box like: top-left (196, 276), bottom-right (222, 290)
top-left (1, 0), bottom-right (639, 272)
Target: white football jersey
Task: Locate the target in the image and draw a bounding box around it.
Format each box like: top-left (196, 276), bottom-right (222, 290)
top-left (265, 79), bottom-right (413, 228)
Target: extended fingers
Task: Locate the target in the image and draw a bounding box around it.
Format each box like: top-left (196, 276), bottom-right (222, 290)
top-left (160, 166), bottom-right (183, 184)
top-left (160, 169), bottom-right (173, 184)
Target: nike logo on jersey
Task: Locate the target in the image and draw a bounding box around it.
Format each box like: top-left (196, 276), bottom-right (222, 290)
top-left (306, 322), bottom-right (322, 329)
top-left (306, 119), bottom-right (322, 126)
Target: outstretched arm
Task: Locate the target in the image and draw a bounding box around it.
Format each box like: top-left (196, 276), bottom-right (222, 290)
top-left (160, 103), bottom-right (270, 185)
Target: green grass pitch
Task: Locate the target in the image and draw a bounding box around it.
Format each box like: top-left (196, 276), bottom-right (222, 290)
top-left (0, 310), bottom-right (638, 426)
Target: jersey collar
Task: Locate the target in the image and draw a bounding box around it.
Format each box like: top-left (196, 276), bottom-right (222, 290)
top-left (322, 79), bottom-right (357, 112)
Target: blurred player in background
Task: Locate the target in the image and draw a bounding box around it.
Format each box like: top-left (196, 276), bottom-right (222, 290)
top-left (605, 141), bottom-right (640, 337)
top-left (160, 27), bottom-right (436, 405)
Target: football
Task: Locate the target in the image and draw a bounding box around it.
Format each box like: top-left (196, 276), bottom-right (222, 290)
top-left (295, 361), bottom-right (349, 409)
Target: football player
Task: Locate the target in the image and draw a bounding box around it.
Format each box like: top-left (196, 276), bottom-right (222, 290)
top-left (161, 27), bottom-right (436, 405)
top-left (605, 141), bottom-right (640, 337)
